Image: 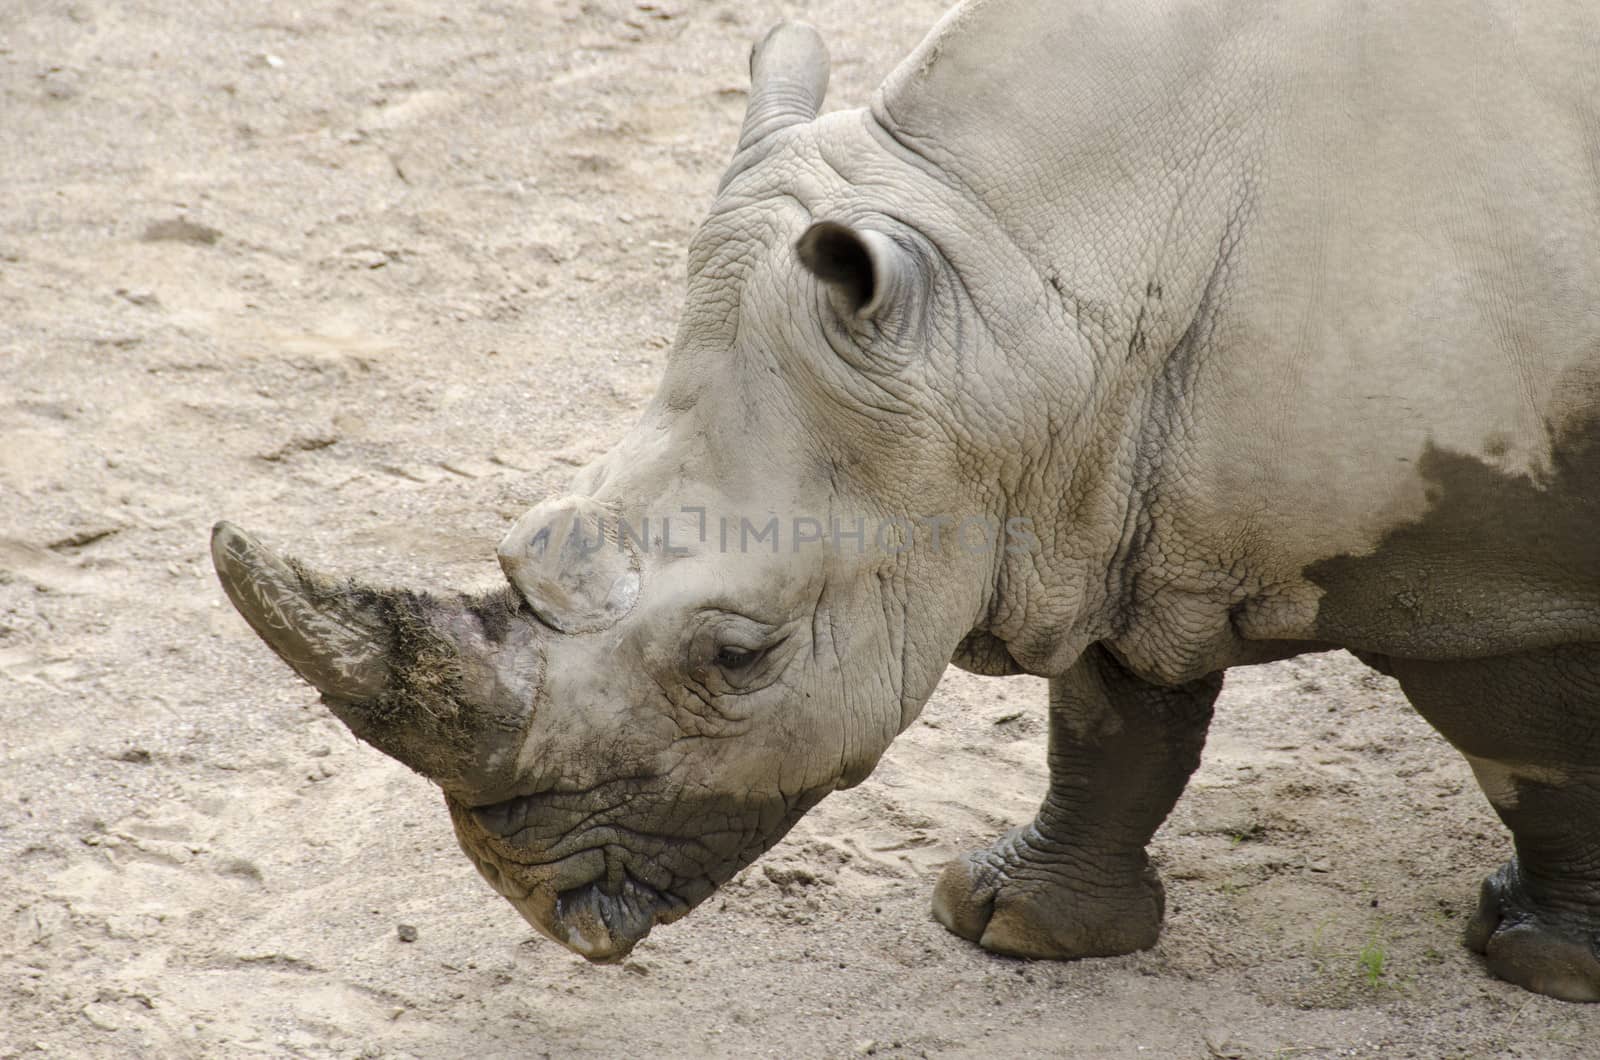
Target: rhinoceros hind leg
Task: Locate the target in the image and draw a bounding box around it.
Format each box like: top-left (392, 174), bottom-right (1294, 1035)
top-left (1386, 645), bottom-right (1600, 1002)
top-left (933, 646), bottom-right (1220, 959)
top-left (1466, 861), bottom-right (1600, 1002)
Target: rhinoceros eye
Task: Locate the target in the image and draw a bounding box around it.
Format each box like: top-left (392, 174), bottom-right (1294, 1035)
top-left (714, 644), bottom-right (761, 671)
top-left (689, 616), bottom-right (787, 690)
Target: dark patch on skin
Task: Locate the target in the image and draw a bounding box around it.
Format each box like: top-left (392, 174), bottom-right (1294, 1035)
top-left (464, 586), bottom-right (525, 643)
top-left (292, 571), bottom-right (533, 797)
top-left (312, 587), bottom-right (469, 762)
top-left (369, 593), bottom-right (470, 728)
top-left (1111, 221), bottom-right (1236, 633)
top-left (1305, 404), bottom-right (1600, 656)
top-left (1125, 305), bottom-right (1150, 364)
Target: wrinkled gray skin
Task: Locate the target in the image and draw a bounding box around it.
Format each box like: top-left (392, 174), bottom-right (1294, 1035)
top-left (213, 0), bottom-right (1600, 1001)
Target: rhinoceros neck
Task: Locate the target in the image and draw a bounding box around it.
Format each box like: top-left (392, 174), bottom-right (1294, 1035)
top-left (854, 3), bottom-right (1264, 683)
top-left (892, 0), bottom-right (1600, 682)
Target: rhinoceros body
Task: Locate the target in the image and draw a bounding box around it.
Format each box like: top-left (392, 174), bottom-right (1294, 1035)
top-left (214, 0), bottom-right (1600, 1002)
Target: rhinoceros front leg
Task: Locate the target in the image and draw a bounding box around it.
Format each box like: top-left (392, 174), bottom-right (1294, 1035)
top-left (1381, 645), bottom-right (1600, 1002)
top-left (933, 645), bottom-right (1220, 958)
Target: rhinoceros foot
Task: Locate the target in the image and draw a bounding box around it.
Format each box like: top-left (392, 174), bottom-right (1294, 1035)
top-left (1467, 861), bottom-right (1600, 1003)
top-left (931, 823), bottom-right (1164, 960)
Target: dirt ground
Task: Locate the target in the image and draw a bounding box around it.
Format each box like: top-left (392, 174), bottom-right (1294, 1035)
top-left (3, 1), bottom-right (1598, 1056)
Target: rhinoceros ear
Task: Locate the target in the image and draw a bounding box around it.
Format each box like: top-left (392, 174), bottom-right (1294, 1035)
top-left (738, 22), bottom-right (830, 152)
top-left (796, 221), bottom-right (910, 318)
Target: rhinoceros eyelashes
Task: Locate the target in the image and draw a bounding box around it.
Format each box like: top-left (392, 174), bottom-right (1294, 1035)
top-left (713, 644), bottom-right (761, 671)
top-left (795, 221), bottom-right (907, 319)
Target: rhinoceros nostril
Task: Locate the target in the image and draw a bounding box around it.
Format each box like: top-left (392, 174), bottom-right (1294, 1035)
top-left (470, 797), bottom-right (524, 836)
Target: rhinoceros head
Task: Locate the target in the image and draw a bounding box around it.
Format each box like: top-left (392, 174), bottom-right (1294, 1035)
top-left (213, 22), bottom-right (1015, 961)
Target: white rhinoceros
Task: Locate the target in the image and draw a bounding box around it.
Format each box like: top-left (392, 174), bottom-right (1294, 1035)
top-left (212, 0), bottom-right (1600, 1001)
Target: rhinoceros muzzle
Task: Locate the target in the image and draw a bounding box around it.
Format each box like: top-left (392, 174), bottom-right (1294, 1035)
top-left (211, 521), bottom-right (701, 960)
top-left (447, 793), bottom-right (694, 961)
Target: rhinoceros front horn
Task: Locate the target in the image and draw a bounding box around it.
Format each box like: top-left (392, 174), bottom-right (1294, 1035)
top-left (210, 521), bottom-right (542, 803)
top-left (211, 521), bottom-right (393, 702)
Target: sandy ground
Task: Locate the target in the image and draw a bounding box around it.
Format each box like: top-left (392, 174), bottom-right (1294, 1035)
top-left (3, 1), bottom-right (1599, 1056)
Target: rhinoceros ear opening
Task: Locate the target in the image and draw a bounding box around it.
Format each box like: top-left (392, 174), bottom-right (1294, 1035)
top-left (796, 221), bottom-right (908, 319)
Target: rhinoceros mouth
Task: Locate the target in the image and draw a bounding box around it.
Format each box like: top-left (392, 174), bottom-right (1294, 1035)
top-left (446, 784), bottom-right (828, 961)
top-left (543, 873), bottom-right (689, 962)
top-left (446, 793), bottom-right (699, 960)
top-left (471, 840), bottom-right (691, 961)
